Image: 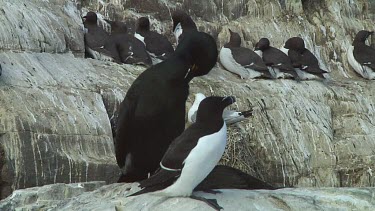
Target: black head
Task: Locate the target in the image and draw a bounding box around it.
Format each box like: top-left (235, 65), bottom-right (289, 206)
top-left (83, 11), bottom-right (98, 25)
top-left (172, 10), bottom-right (197, 32)
top-left (254, 38), bottom-right (270, 51)
top-left (136, 17), bottom-right (150, 33)
top-left (353, 30), bottom-right (374, 45)
top-left (224, 29), bottom-right (241, 48)
top-left (176, 31), bottom-right (218, 81)
top-left (105, 19), bottom-right (128, 34)
top-left (196, 96), bottom-right (236, 122)
top-left (284, 37), bottom-right (305, 52)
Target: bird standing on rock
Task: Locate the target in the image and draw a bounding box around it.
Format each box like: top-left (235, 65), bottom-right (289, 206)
top-left (135, 17), bottom-right (174, 64)
top-left (128, 96), bottom-right (237, 211)
top-left (220, 29), bottom-right (272, 79)
top-left (255, 38), bottom-right (299, 79)
top-left (281, 37), bottom-right (329, 80)
top-left (82, 11), bottom-right (110, 59)
top-left (347, 30), bottom-right (375, 79)
top-left (104, 19), bottom-right (152, 66)
top-left (115, 31), bottom-right (218, 183)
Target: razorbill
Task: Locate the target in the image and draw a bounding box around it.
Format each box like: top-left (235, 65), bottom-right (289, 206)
top-left (128, 96), bottom-right (236, 211)
top-left (104, 19), bottom-right (152, 66)
top-left (347, 30), bottom-right (375, 79)
top-left (281, 37), bottom-right (329, 80)
top-left (82, 12), bottom-right (110, 59)
top-left (188, 93), bottom-right (252, 125)
top-left (135, 17), bottom-right (174, 64)
top-left (255, 38), bottom-right (298, 79)
top-left (116, 31), bottom-right (218, 182)
top-left (219, 29), bottom-right (272, 79)
top-left (172, 10), bottom-right (198, 45)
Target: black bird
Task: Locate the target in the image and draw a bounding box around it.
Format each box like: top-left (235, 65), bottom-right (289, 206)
top-left (128, 96), bottom-right (236, 211)
top-left (104, 19), bottom-right (152, 66)
top-left (255, 38), bottom-right (298, 79)
top-left (172, 10), bottom-right (198, 45)
top-left (82, 12), bottom-right (110, 59)
top-left (135, 17), bottom-right (174, 64)
top-left (219, 29), bottom-right (272, 79)
top-left (347, 30), bottom-right (375, 79)
top-left (116, 31), bottom-right (218, 182)
top-left (282, 37), bottom-right (329, 79)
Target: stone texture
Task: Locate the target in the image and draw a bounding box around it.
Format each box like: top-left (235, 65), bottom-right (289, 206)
top-left (0, 0), bottom-right (84, 55)
top-left (1, 0), bottom-right (375, 204)
top-left (1, 182), bottom-right (375, 210)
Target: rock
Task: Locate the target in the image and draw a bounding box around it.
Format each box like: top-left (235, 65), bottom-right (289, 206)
top-left (1, 182), bottom-right (375, 210)
top-left (0, 0), bottom-right (84, 55)
top-left (1, 0), bottom-right (375, 203)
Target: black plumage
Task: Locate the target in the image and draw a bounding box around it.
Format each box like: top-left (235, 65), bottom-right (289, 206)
top-left (116, 31), bottom-right (218, 182)
top-left (127, 96), bottom-right (235, 211)
top-left (104, 19), bottom-right (152, 66)
top-left (135, 17), bottom-right (174, 62)
top-left (284, 37), bottom-right (328, 78)
top-left (195, 165), bottom-right (276, 191)
top-left (255, 38), bottom-right (298, 79)
top-left (82, 12), bottom-right (110, 59)
top-left (353, 30), bottom-right (375, 70)
top-left (221, 29), bottom-right (272, 79)
top-left (172, 10), bottom-right (198, 45)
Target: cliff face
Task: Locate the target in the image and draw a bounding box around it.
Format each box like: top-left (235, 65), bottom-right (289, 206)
top-left (0, 0), bottom-right (375, 202)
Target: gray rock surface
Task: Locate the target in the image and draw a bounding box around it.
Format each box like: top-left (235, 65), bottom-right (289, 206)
top-left (1, 182), bottom-right (375, 210)
top-left (1, 0), bottom-right (375, 205)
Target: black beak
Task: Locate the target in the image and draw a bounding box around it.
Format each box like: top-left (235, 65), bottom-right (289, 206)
top-left (222, 96), bottom-right (236, 107)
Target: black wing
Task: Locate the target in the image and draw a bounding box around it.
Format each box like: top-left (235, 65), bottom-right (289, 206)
top-left (128, 168), bottom-right (180, 196)
top-left (84, 25), bottom-right (110, 49)
top-left (144, 32), bottom-right (175, 59)
top-left (161, 123), bottom-right (212, 170)
top-left (263, 47), bottom-right (294, 71)
top-left (354, 43), bottom-right (375, 70)
top-left (230, 47), bottom-right (268, 71)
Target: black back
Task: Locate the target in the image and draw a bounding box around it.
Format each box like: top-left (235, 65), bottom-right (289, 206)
top-left (83, 12), bottom-right (110, 51)
top-left (116, 31), bottom-right (218, 182)
top-left (353, 30), bottom-right (375, 69)
top-left (104, 20), bottom-right (152, 65)
top-left (136, 17), bottom-right (174, 59)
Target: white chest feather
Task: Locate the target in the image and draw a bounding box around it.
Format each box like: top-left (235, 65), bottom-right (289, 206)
top-left (160, 123), bottom-right (227, 197)
top-left (134, 33), bottom-right (145, 45)
top-left (347, 45), bottom-right (375, 79)
top-left (219, 47), bottom-right (262, 79)
top-left (174, 23), bottom-right (183, 45)
top-left (279, 47), bottom-right (289, 55)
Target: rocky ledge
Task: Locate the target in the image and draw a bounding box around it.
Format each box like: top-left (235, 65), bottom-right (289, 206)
top-left (1, 181), bottom-right (374, 210)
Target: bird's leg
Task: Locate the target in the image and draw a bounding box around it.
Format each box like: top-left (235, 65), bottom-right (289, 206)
top-left (190, 195), bottom-right (223, 211)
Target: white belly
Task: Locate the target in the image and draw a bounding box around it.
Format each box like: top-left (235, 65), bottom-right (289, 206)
top-left (160, 123), bottom-right (227, 197)
top-left (347, 45), bottom-right (375, 79)
top-left (295, 68), bottom-right (319, 80)
top-left (219, 47), bottom-right (262, 79)
top-left (134, 33), bottom-right (145, 45)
